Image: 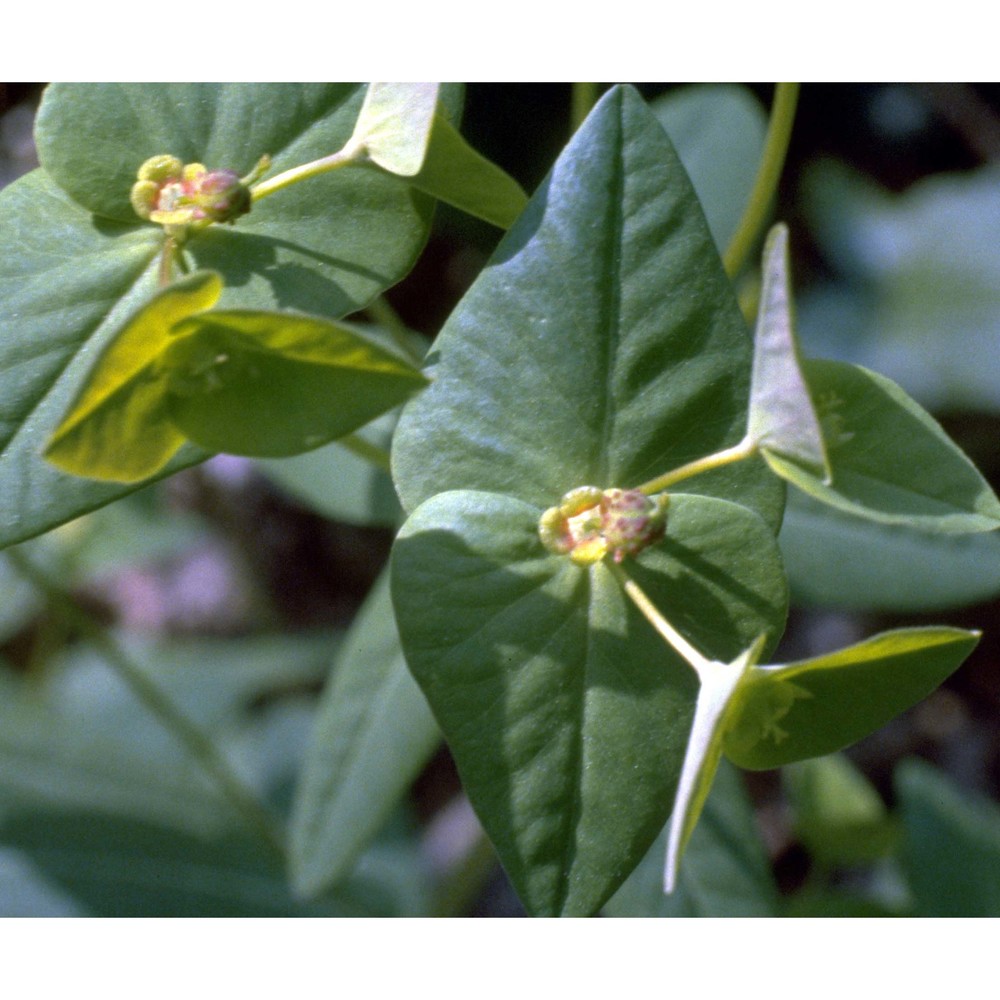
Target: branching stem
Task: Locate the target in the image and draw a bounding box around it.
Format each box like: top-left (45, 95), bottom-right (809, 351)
top-left (251, 140), bottom-right (367, 202)
top-left (637, 435), bottom-right (758, 496)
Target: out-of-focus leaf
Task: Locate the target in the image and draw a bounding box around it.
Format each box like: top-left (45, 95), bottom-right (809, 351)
top-left (785, 754), bottom-right (897, 866)
top-left (290, 571), bottom-right (439, 898)
top-left (803, 160), bottom-right (1000, 414)
top-left (897, 758), bottom-right (1000, 916)
top-left (652, 84), bottom-right (768, 251)
top-left (0, 811), bottom-right (427, 916)
top-left (258, 411), bottom-right (401, 528)
top-left (780, 490), bottom-right (1000, 611)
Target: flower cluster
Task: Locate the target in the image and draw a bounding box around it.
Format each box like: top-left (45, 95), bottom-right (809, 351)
top-left (130, 155), bottom-right (252, 228)
top-left (538, 486), bottom-right (669, 565)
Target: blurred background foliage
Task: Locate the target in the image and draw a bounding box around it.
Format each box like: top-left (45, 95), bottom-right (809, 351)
top-left (2, 82), bottom-right (1000, 916)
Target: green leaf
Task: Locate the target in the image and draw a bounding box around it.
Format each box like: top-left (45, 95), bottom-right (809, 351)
top-left (393, 85), bottom-right (783, 529)
top-left (409, 113), bottom-right (529, 228)
top-left (163, 310), bottom-right (427, 457)
top-left (392, 489), bottom-right (787, 916)
top-left (652, 84), bottom-right (768, 252)
top-left (391, 85), bottom-right (789, 916)
top-left (290, 571), bottom-right (439, 899)
top-left (897, 758), bottom-right (1000, 916)
top-left (604, 760), bottom-right (778, 916)
top-left (766, 359), bottom-right (1000, 533)
top-left (780, 490), bottom-right (1000, 611)
top-left (785, 754), bottom-right (898, 866)
top-left (350, 83), bottom-right (440, 176)
top-left (724, 627), bottom-right (979, 770)
top-left (748, 224), bottom-right (829, 481)
top-left (0, 811), bottom-right (424, 916)
top-left (0, 84), bottom-right (460, 547)
top-left (43, 271), bottom-right (221, 482)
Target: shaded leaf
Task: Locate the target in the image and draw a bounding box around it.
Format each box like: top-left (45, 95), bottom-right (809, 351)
top-left (766, 359), bottom-right (1000, 532)
top-left (897, 757), bottom-right (1000, 916)
top-left (164, 310), bottom-right (427, 457)
top-left (785, 754), bottom-right (898, 865)
top-left (780, 490), bottom-right (1000, 611)
top-left (410, 113), bottom-right (529, 228)
top-left (257, 411), bottom-right (401, 528)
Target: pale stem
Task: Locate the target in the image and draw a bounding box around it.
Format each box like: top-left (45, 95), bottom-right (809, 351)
top-left (7, 548), bottom-right (287, 859)
top-left (636, 435), bottom-right (758, 496)
top-left (609, 563), bottom-right (711, 677)
top-left (338, 432), bottom-right (392, 473)
top-left (251, 139), bottom-right (367, 203)
top-left (722, 83), bottom-right (800, 279)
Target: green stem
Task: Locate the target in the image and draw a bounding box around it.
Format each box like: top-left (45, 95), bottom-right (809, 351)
top-left (722, 83), bottom-right (800, 278)
top-left (7, 548), bottom-right (286, 858)
top-left (251, 139), bottom-right (366, 203)
top-left (365, 297), bottom-right (426, 365)
top-left (338, 432), bottom-right (392, 473)
top-left (571, 83), bottom-right (600, 132)
top-left (431, 826), bottom-right (499, 917)
top-left (637, 435), bottom-right (758, 496)
top-left (609, 563), bottom-right (709, 676)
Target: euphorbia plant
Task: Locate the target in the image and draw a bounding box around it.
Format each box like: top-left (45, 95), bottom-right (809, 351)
top-left (0, 81), bottom-right (996, 917)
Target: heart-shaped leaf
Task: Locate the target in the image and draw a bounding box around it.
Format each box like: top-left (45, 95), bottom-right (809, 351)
top-left (163, 311), bottom-right (426, 458)
top-left (393, 489), bottom-right (787, 916)
top-left (767, 359), bottom-right (1000, 532)
top-left (391, 85), bottom-right (791, 916)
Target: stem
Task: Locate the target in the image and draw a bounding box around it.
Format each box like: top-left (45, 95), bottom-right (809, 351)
top-left (338, 432), bottom-right (392, 473)
top-left (722, 83), bottom-right (800, 279)
top-left (365, 296), bottom-right (426, 365)
top-left (571, 83), bottom-right (600, 132)
top-left (251, 139), bottom-right (366, 203)
top-left (7, 548), bottom-right (286, 858)
top-left (609, 563), bottom-right (710, 676)
top-left (637, 435), bottom-right (758, 496)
